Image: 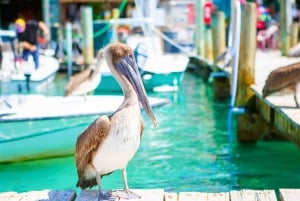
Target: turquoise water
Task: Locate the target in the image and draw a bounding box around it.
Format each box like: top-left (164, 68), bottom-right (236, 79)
top-left (1, 72), bottom-right (300, 193)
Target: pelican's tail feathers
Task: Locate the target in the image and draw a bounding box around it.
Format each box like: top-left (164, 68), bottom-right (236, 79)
top-left (76, 177), bottom-right (97, 189)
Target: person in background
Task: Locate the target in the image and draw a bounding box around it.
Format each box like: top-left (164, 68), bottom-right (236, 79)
top-left (15, 18), bottom-right (49, 69)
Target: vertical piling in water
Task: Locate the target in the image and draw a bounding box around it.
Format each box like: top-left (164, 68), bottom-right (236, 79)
top-left (290, 22), bottom-right (299, 48)
top-left (42, 0), bottom-right (50, 40)
top-left (211, 11), bottom-right (230, 100)
top-left (280, 0), bottom-right (291, 56)
top-left (235, 3), bottom-right (260, 141)
top-left (81, 7), bottom-right (94, 70)
top-left (211, 11), bottom-right (226, 62)
top-left (205, 27), bottom-right (214, 61)
top-left (236, 2), bottom-right (256, 107)
top-left (65, 22), bottom-right (72, 76)
top-left (195, 0), bottom-right (205, 59)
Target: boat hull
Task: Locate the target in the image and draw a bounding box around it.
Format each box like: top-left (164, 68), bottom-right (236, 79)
top-left (0, 115), bottom-right (97, 163)
top-left (0, 95), bottom-right (169, 163)
top-left (0, 73), bottom-right (56, 94)
top-left (0, 52), bottom-right (59, 94)
top-left (96, 71), bottom-right (184, 92)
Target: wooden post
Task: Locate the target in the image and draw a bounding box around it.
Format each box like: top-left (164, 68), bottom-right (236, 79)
top-left (205, 27), bottom-right (213, 61)
top-left (236, 3), bottom-right (257, 141)
top-left (280, 0), bottom-right (291, 55)
top-left (211, 11), bottom-right (229, 100)
top-left (236, 3), bottom-right (256, 108)
top-left (65, 22), bottom-right (73, 76)
top-left (81, 7), bottom-right (94, 68)
top-left (195, 0), bottom-right (205, 59)
top-left (290, 22), bottom-right (299, 48)
top-left (211, 11), bottom-right (226, 62)
top-left (42, 0), bottom-right (50, 40)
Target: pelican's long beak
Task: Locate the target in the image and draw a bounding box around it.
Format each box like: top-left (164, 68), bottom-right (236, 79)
top-left (116, 54), bottom-right (157, 126)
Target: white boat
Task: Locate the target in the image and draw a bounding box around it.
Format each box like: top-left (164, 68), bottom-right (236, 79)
top-left (94, 18), bottom-right (190, 93)
top-left (0, 51), bottom-right (59, 94)
top-left (0, 94), bottom-right (169, 163)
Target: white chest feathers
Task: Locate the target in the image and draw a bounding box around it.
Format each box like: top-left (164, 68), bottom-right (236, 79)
top-left (92, 107), bottom-right (142, 175)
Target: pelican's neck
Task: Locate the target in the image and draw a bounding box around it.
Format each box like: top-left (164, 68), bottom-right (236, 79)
top-left (121, 81), bottom-right (140, 107)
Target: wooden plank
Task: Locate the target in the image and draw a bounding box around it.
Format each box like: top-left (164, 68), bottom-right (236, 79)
top-left (207, 192), bottom-right (229, 201)
top-left (256, 95), bottom-right (273, 123)
top-left (77, 189), bottom-right (164, 201)
top-left (279, 188), bottom-right (300, 201)
top-left (164, 192), bottom-right (178, 201)
top-left (230, 190), bottom-right (277, 201)
top-left (0, 192), bottom-right (20, 201)
top-left (179, 192), bottom-right (207, 201)
top-left (0, 190), bottom-right (76, 201)
top-left (251, 84), bottom-right (300, 145)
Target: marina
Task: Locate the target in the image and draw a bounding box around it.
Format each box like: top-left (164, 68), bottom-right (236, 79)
top-left (0, 94), bottom-right (169, 163)
top-left (1, 72), bottom-right (300, 199)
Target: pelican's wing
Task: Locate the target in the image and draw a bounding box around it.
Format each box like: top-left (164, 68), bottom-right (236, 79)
top-left (75, 115), bottom-right (111, 188)
top-left (64, 68), bottom-right (92, 96)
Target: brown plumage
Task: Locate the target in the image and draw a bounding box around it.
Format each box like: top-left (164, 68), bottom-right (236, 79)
top-left (74, 42), bottom-right (156, 199)
top-left (262, 61), bottom-right (300, 107)
top-left (64, 50), bottom-right (104, 97)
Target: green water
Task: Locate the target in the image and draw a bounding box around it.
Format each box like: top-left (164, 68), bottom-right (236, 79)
top-left (1, 72), bottom-right (300, 193)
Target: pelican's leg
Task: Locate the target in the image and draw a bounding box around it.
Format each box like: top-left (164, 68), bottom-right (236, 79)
top-left (96, 173), bottom-right (109, 201)
top-left (121, 168), bottom-right (140, 199)
top-left (111, 168), bottom-right (140, 199)
top-left (294, 93), bottom-right (300, 108)
top-left (294, 85), bottom-right (300, 108)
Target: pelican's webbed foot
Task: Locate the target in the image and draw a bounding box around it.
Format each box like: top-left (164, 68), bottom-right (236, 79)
top-left (97, 190), bottom-right (112, 201)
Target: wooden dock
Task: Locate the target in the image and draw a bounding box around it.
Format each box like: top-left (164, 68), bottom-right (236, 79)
top-left (1, 188), bottom-right (300, 201)
top-left (192, 1), bottom-right (300, 145)
top-left (249, 50), bottom-right (300, 145)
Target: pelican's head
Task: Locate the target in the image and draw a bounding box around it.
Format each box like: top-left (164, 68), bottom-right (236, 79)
top-left (93, 49), bottom-right (105, 72)
top-left (104, 42), bottom-right (157, 126)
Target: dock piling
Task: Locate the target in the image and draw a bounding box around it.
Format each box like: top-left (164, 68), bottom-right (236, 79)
top-left (81, 7), bottom-right (94, 69)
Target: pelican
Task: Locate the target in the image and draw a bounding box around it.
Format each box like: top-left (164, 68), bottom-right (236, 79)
top-left (64, 49), bottom-right (103, 98)
top-left (262, 61), bottom-right (300, 107)
top-left (75, 42), bottom-right (157, 199)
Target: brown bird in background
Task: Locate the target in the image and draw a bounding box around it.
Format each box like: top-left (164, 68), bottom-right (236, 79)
top-left (64, 49), bottom-right (104, 98)
top-left (262, 61), bottom-right (300, 107)
top-left (74, 43), bottom-right (157, 200)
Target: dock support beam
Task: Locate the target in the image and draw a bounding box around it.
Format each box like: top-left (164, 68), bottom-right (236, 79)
top-left (236, 3), bottom-right (259, 141)
top-left (236, 3), bottom-right (256, 107)
top-left (211, 11), bottom-right (226, 62)
top-left (211, 11), bottom-right (229, 100)
top-left (290, 22), bottom-right (299, 48)
top-left (195, 0), bottom-right (205, 59)
top-left (235, 3), bottom-right (283, 142)
top-left (280, 0), bottom-right (291, 56)
top-left (81, 7), bottom-right (94, 69)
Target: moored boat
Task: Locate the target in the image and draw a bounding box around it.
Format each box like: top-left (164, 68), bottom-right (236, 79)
top-left (93, 18), bottom-right (190, 93)
top-left (0, 94), bottom-right (169, 163)
top-left (0, 51), bottom-right (59, 94)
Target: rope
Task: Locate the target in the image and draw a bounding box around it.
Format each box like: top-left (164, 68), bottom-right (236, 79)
top-left (74, 0), bottom-right (128, 39)
top-left (68, 0), bottom-right (127, 39)
top-left (150, 25), bottom-right (210, 64)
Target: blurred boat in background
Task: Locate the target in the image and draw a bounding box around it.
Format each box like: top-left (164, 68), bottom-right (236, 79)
top-left (92, 18), bottom-right (190, 93)
top-left (0, 51), bottom-right (59, 94)
top-left (0, 94), bottom-right (169, 163)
